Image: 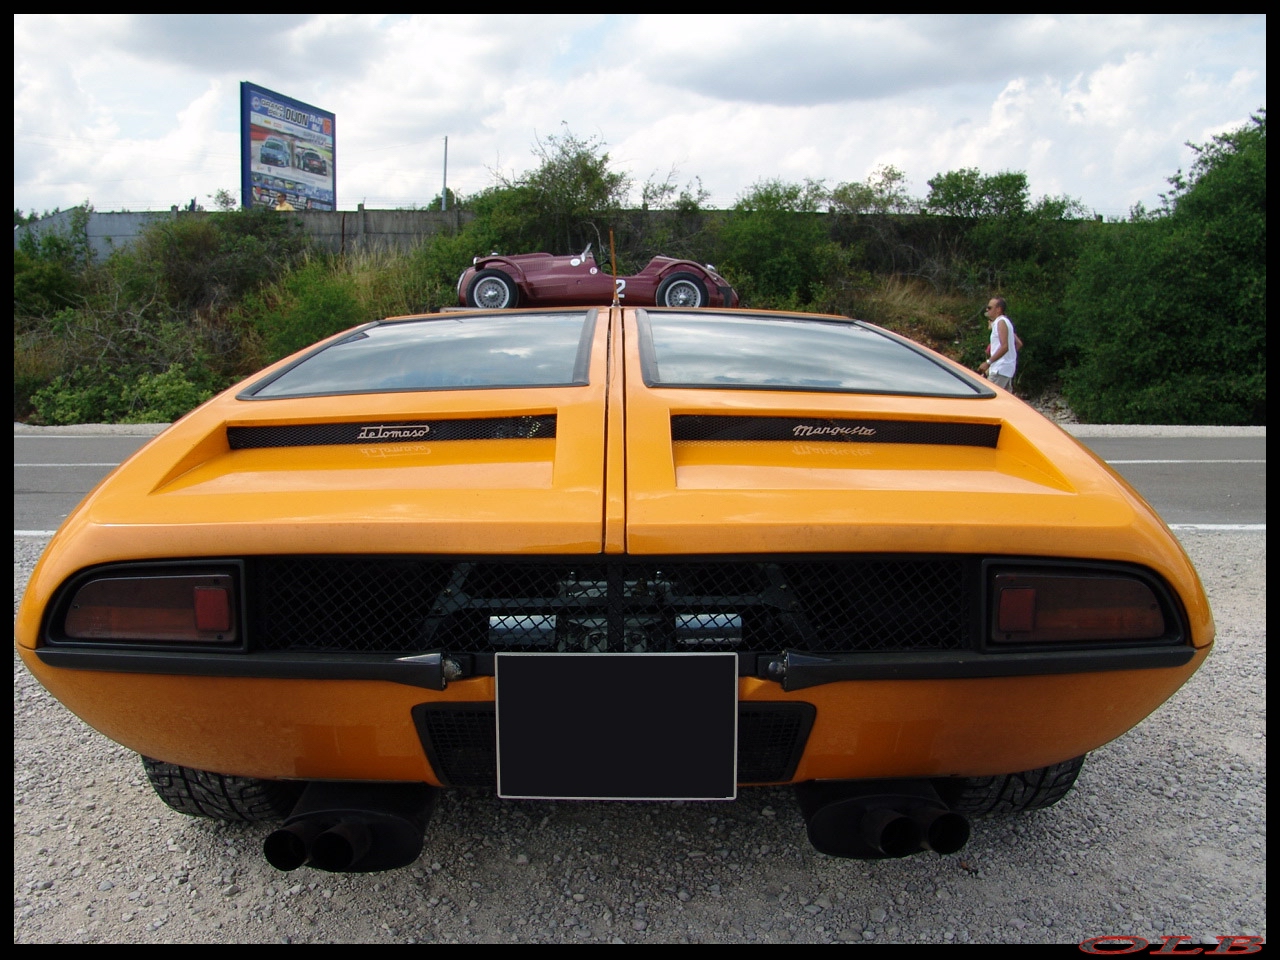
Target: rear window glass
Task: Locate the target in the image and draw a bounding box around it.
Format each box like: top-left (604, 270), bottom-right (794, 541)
top-left (638, 311), bottom-right (989, 398)
top-left (243, 311), bottom-right (597, 399)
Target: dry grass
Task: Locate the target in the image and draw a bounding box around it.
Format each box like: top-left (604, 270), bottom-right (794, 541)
top-left (14, 335), bottom-right (71, 419)
top-left (845, 275), bottom-right (976, 359)
top-left (337, 247), bottom-right (459, 318)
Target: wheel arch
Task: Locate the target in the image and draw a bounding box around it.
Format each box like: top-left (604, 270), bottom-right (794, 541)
top-left (654, 259), bottom-right (713, 283)
top-left (467, 257), bottom-right (530, 288)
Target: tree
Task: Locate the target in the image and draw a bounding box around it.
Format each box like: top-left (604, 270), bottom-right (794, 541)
top-left (717, 179), bottom-right (838, 308)
top-left (829, 165), bottom-right (918, 216)
top-left (209, 189), bottom-right (240, 212)
top-left (427, 188), bottom-right (461, 212)
top-left (487, 127), bottom-right (631, 255)
top-left (14, 203), bottom-right (95, 327)
top-left (623, 170), bottom-right (714, 264)
top-left (1062, 112), bottom-right (1265, 424)
top-left (925, 169), bottom-right (1029, 219)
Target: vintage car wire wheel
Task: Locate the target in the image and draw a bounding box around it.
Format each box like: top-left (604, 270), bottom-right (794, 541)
top-left (467, 270), bottom-right (519, 309)
top-left (141, 756), bottom-right (303, 823)
top-left (656, 272), bottom-right (709, 308)
top-left (933, 755), bottom-right (1086, 818)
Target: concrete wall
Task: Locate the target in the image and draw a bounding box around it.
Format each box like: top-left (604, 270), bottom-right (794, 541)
top-left (15, 206), bottom-right (474, 258)
top-left (294, 206), bottom-right (471, 254)
top-left (14, 208), bottom-right (181, 259)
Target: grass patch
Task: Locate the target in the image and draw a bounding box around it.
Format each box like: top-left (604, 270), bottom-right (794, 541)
top-left (845, 275), bottom-right (975, 359)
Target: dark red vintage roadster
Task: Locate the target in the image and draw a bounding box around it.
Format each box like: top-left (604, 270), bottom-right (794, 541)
top-left (457, 245), bottom-right (739, 309)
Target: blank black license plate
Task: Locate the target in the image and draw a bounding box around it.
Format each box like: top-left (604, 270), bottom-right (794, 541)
top-left (495, 653), bottom-right (738, 800)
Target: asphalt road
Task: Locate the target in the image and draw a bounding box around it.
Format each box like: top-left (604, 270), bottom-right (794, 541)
top-left (14, 432), bottom-right (155, 533)
top-left (13, 426), bottom-right (1267, 534)
top-left (1073, 434), bottom-right (1265, 527)
top-left (12, 423), bottom-right (1267, 944)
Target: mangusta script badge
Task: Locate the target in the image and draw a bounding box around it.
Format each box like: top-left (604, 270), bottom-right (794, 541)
top-left (670, 415), bottom-right (1001, 448)
top-left (792, 423), bottom-right (876, 438)
top-left (357, 423), bottom-right (431, 441)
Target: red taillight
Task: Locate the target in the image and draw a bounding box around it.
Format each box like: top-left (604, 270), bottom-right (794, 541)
top-left (992, 573), bottom-right (1165, 644)
top-left (63, 574), bottom-right (237, 644)
top-left (193, 586), bottom-right (232, 631)
top-left (997, 587), bottom-right (1037, 633)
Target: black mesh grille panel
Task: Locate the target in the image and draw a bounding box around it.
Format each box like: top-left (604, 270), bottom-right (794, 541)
top-left (252, 558), bottom-right (449, 652)
top-left (671, 415), bottom-right (999, 447)
top-left (228, 415), bottom-right (556, 449)
top-left (413, 701), bottom-right (815, 787)
top-left (247, 556), bottom-right (975, 655)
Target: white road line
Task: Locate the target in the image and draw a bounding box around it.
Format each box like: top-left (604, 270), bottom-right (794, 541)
top-left (1169, 523), bottom-right (1267, 531)
top-left (1108, 459), bottom-right (1265, 465)
top-left (14, 530), bottom-right (59, 537)
top-left (13, 435), bottom-right (158, 439)
top-left (14, 462), bottom-right (120, 467)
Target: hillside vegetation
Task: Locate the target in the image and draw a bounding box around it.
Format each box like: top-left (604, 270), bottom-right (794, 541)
top-left (14, 114), bottom-right (1265, 425)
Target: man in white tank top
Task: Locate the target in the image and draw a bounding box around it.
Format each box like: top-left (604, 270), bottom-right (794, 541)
top-left (979, 296), bottom-right (1020, 391)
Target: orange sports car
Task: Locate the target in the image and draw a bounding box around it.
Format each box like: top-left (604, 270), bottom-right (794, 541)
top-left (15, 307), bottom-right (1212, 872)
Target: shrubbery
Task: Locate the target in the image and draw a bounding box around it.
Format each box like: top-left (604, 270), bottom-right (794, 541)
top-left (14, 201), bottom-right (311, 421)
top-left (716, 179), bottom-right (840, 308)
top-left (13, 116), bottom-right (1265, 424)
top-left (244, 258), bottom-right (365, 360)
top-left (31, 363), bottom-right (216, 425)
top-left (1062, 113), bottom-right (1266, 424)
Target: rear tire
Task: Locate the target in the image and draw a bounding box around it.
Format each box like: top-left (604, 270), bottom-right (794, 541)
top-left (934, 755), bottom-right (1086, 818)
top-left (466, 269), bottom-right (519, 309)
top-left (142, 756), bottom-right (303, 823)
top-left (656, 272), bottom-right (708, 308)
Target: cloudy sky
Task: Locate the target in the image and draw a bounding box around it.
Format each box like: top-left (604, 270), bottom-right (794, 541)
top-left (13, 14), bottom-right (1266, 220)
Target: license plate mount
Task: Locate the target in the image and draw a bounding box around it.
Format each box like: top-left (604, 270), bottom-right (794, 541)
top-left (495, 652), bottom-right (738, 801)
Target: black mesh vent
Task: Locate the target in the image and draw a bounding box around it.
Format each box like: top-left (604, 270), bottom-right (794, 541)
top-left (413, 704), bottom-right (499, 789)
top-left (247, 556), bottom-right (974, 656)
top-left (413, 701), bottom-right (815, 787)
top-left (736, 702), bottom-right (816, 783)
top-left (228, 415), bottom-right (556, 449)
top-left (671, 415), bottom-right (999, 447)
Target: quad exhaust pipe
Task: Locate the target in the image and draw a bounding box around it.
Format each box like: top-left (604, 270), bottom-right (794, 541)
top-left (796, 780), bottom-right (970, 859)
top-left (264, 782), bottom-right (437, 873)
top-left (265, 777), bottom-right (962, 870)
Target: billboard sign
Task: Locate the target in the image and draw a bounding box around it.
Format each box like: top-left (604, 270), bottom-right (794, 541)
top-left (240, 82), bottom-right (335, 211)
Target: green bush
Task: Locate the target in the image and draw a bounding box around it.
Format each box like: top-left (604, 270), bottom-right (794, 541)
top-left (119, 364), bottom-right (217, 423)
top-left (718, 179), bottom-right (834, 308)
top-left (1062, 113), bottom-right (1265, 424)
top-left (13, 124), bottom-right (1265, 424)
top-left (14, 249), bottom-right (84, 327)
top-left (251, 258), bottom-right (367, 361)
top-left (135, 206), bottom-right (308, 312)
top-left (30, 364), bottom-right (216, 425)
top-left (1062, 220), bottom-right (1264, 423)
top-left (457, 129), bottom-right (631, 259)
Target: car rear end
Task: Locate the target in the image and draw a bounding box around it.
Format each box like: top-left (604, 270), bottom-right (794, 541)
top-left (15, 306), bottom-right (1212, 869)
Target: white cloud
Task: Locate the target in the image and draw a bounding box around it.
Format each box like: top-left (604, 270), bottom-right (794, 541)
top-left (13, 14), bottom-right (1265, 220)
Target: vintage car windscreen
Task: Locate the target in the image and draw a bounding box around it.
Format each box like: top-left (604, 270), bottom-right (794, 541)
top-left (638, 311), bottom-right (989, 397)
top-left (244, 311), bottom-right (596, 398)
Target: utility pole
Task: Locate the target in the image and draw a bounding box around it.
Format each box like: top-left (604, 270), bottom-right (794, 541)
top-left (441, 136), bottom-right (448, 211)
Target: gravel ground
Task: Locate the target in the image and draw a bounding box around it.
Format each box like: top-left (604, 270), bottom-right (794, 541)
top-left (14, 531), bottom-right (1266, 945)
